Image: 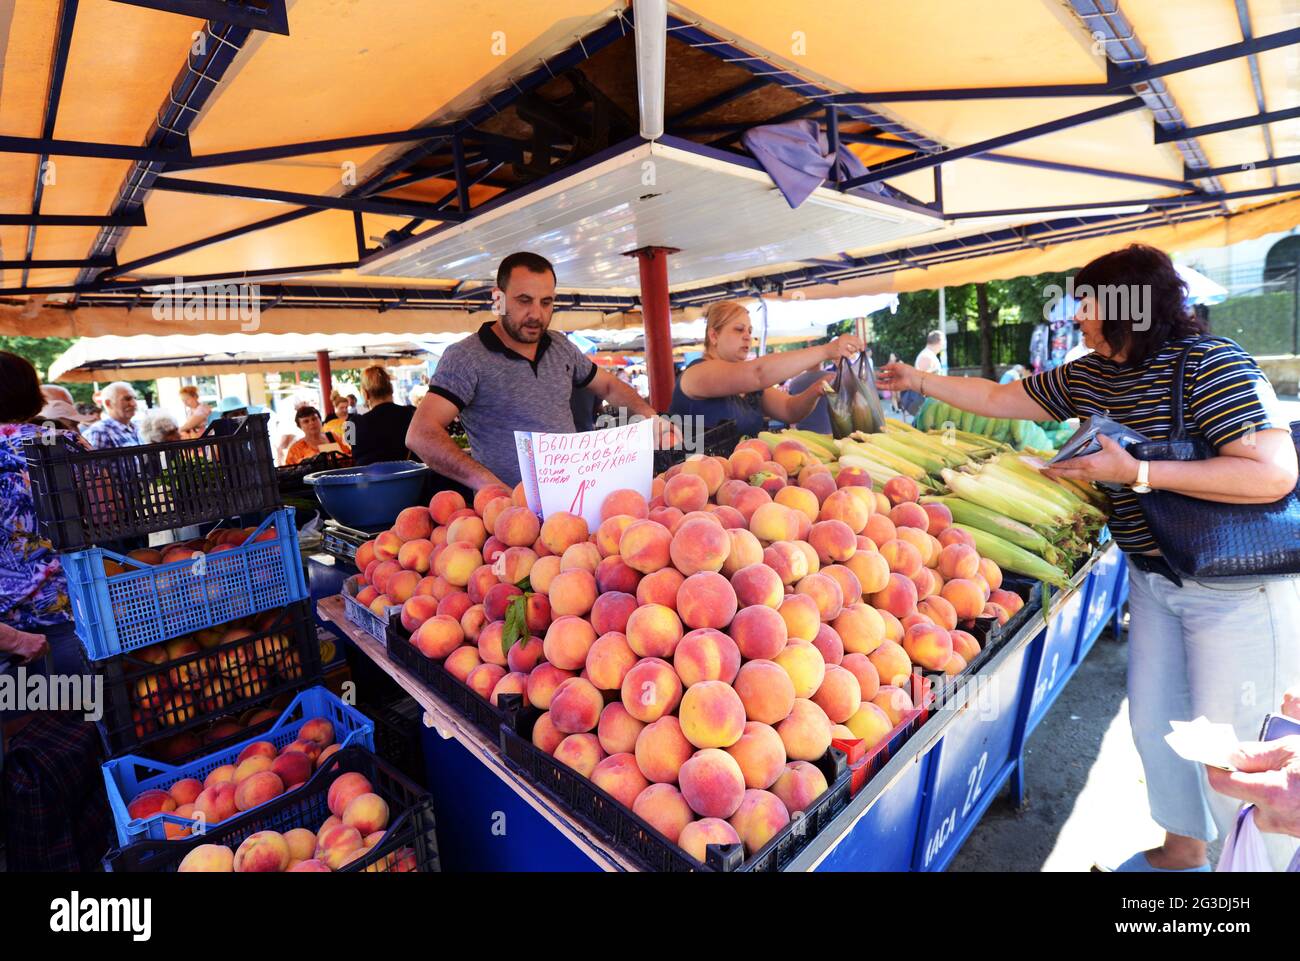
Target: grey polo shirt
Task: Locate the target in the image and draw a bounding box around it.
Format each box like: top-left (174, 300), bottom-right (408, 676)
top-left (430, 323), bottom-right (597, 487)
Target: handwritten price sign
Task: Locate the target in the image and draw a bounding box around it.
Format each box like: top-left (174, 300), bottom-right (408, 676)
top-left (515, 418), bottom-right (655, 527)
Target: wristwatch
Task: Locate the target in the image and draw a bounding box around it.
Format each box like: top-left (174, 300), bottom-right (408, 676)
top-left (1131, 459), bottom-right (1152, 494)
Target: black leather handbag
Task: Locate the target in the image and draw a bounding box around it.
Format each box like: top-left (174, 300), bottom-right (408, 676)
top-left (1131, 337), bottom-right (1300, 579)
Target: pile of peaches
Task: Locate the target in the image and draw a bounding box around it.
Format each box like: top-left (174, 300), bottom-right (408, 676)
top-left (349, 437), bottom-right (1024, 862)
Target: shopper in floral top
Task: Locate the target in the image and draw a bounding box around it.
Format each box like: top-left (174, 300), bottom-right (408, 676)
top-left (84, 381), bottom-right (141, 450)
top-left (0, 352), bottom-right (80, 671)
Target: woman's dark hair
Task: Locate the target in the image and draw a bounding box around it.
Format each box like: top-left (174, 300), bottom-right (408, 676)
top-left (295, 405), bottom-right (321, 425)
top-left (1073, 244), bottom-right (1207, 367)
top-left (0, 351), bottom-right (44, 423)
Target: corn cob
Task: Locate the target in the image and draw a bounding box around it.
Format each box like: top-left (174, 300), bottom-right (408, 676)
top-left (954, 524), bottom-right (1071, 588)
top-left (921, 495), bottom-right (1060, 564)
top-left (939, 468), bottom-right (1061, 529)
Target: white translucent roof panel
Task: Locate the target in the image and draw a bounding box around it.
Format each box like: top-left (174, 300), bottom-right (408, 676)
top-left (359, 138), bottom-right (944, 293)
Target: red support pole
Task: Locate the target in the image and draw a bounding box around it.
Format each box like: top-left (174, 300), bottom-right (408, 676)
top-left (316, 350), bottom-right (333, 411)
top-left (630, 245), bottom-right (678, 413)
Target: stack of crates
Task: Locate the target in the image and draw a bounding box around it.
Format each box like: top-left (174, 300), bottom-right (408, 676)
top-left (21, 415), bottom-right (437, 871)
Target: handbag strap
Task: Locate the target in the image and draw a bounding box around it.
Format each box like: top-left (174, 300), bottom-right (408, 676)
top-left (1168, 335), bottom-right (1233, 442)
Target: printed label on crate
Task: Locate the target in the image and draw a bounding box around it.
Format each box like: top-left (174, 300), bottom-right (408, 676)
top-left (515, 418), bottom-right (654, 527)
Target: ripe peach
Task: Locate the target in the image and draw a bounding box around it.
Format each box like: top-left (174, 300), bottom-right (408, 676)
top-left (729, 604), bottom-right (787, 660)
top-left (356, 585), bottom-right (379, 607)
top-left (203, 764), bottom-right (236, 790)
top-left (545, 569), bottom-right (595, 618)
top-left (526, 663), bottom-right (577, 710)
top-left (475, 619), bottom-right (511, 667)
top-left (590, 752), bottom-right (651, 808)
top-left (553, 733), bottom-right (605, 778)
top-left (529, 555), bottom-right (562, 593)
top-left (465, 663), bottom-right (506, 700)
top-left (879, 476), bottom-right (917, 505)
top-left (233, 831), bottom-right (291, 873)
top-left (665, 518), bottom-right (726, 576)
top-left (870, 572), bottom-right (920, 619)
top-left (812, 663), bottom-right (863, 722)
top-left (730, 563), bottom-right (784, 609)
top-left (435, 542), bottom-right (484, 587)
top-left (938, 543), bottom-right (980, 581)
top-left (490, 670), bottom-right (531, 708)
top-left (680, 455), bottom-right (726, 496)
top-left (673, 628), bottom-right (741, 686)
top-left (709, 504), bottom-right (747, 530)
top-left (412, 614), bottom-right (464, 659)
top-left (633, 715), bottom-right (692, 783)
top-left (128, 788), bottom-right (177, 821)
top-left (503, 636), bottom-right (542, 674)
top-left (178, 842), bottom-right (234, 873)
top-left (921, 501), bottom-right (953, 534)
top-left (795, 572), bottom-right (844, 622)
top-left (400, 594), bottom-right (439, 633)
top-left (678, 748), bottom-right (746, 819)
top-left (625, 604), bottom-right (683, 658)
top-left (619, 520), bottom-right (673, 574)
top-left (867, 637), bottom-right (914, 688)
top-left (371, 559), bottom-right (401, 595)
top-left (879, 538), bottom-right (924, 579)
top-left (531, 712), bottom-right (565, 755)
top-left (831, 602), bottom-right (886, 656)
top-left (600, 489), bottom-right (649, 523)
top-left (941, 578), bottom-right (986, 620)
top-left (597, 702), bottom-right (645, 755)
top-left (233, 754), bottom-right (274, 783)
top-left (575, 632), bottom-right (633, 692)
top-left (343, 792), bottom-right (390, 835)
top-left (733, 660), bottom-right (796, 725)
top-left (168, 778), bottom-right (204, 807)
top-left (951, 629), bottom-right (981, 662)
top-left (819, 489), bottom-right (870, 534)
top-left (678, 817), bottom-right (743, 863)
top-left (725, 721), bottom-right (787, 790)
top-left (194, 783), bottom-right (237, 823)
top-left (633, 783), bottom-right (694, 843)
top-left (912, 566), bottom-right (940, 600)
top-left (664, 473), bottom-right (709, 512)
top-left (443, 644), bottom-right (481, 681)
top-left (845, 701), bottom-right (894, 748)
top-left (989, 588), bottom-right (1022, 614)
top-left (631, 569), bottom-right (680, 612)
top-left (536, 511), bottom-right (587, 556)
top-left (747, 502), bottom-right (799, 545)
top-left (430, 490), bottom-right (467, 525)
top-left (774, 485), bottom-right (819, 524)
top-left (730, 486), bottom-right (772, 524)
top-left (728, 447), bottom-right (765, 481)
top-left (729, 788), bottom-right (790, 855)
top-left (459, 604), bottom-right (488, 643)
top-left (447, 515), bottom-right (488, 550)
top-left (776, 698), bottom-right (833, 762)
top-left (397, 538), bottom-right (434, 575)
top-left (589, 559), bottom-right (636, 599)
top-left (679, 680), bottom-right (747, 749)
top-left (594, 515), bottom-right (635, 559)
top-left (775, 593), bottom-right (818, 644)
top-left (820, 564), bottom-right (863, 608)
top-left (763, 541), bottom-right (809, 586)
top-left (810, 520), bottom-right (858, 567)
top-left (542, 616), bottom-right (597, 671)
top-left (270, 751), bottom-right (312, 790)
top-left (872, 685), bottom-right (914, 727)
top-left (493, 505), bottom-right (541, 548)
top-left (889, 501), bottom-right (930, 532)
top-left (620, 657), bottom-right (682, 723)
top-left (647, 505), bottom-right (683, 530)
top-left (715, 529), bottom-right (760, 579)
top-left (482, 535), bottom-right (507, 565)
top-left (437, 590), bottom-right (473, 623)
top-left (585, 589), bottom-right (632, 636)
top-left (675, 571), bottom-right (738, 631)
top-left (374, 531), bottom-right (402, 562)
top-left (918, 595), bottom-right (958, 631)
top-left (560, 542), bottom-right (601, 575)
top-left (466, 564), bottom-right (499, 605)
top-left (316, 823), bottom-right (365, 870)
top-left (773, 640), bottom-right (827, 699)
top-left (811, 622), bottom-right (844, 665)
top-left (355, 539), bottom-right (378, 571)
top-left (979, 557), bottom-right (1004, 592)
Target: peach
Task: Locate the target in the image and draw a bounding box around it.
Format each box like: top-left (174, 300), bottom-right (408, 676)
top-left (678, 748), bottom-right (747, 819)
top-left (879, 538), bottom-right (924, 578)
top-left (270, 751), bottom-right (313, 790)
top-left (368, 593), bottom-right (396, 617)
top-left (238, 739), bottom-right (279, 764)
top-left (812, 664), bottom-right (863, 722)
top-left (401, 594), bottom-right (439, 633)
top-left (600, 489), bottom-right (649, 523)
top-left (831, 602), bottom-right (887, 656)
top-left (675, 571), bottom-right (738, 631)
top-left (717, 479), bottom-right (748, 506)
top-left (838, 651), bottom-right (881, 705)
top-left (592, 557), bottom-right (638, 597)
top-left (975, 556), bottom-right (1003, 591)
top-left (716, 528), bottom-right (761, 578)
top-left (734, 660), bottom-right (796, 725)
top-left (506, 635), bottom-right (544, 674)
top-left (845, 702), bottom-right (894, 748)
top-left (938, 543), bottom-right (980, 581)
top-left (680, 455), bottom-right (726, 495)
top-left (730, 563), bottom-right (784, 610)
top-left (729, 788), bottom-right (790, 855)
top-left (315, 823), bottom-right (365, 871)
top-left (536, 511), bottom-right (587, 556)
top-left (233, 831), bottom-right (291, 873)
top-left (665, 518), bottom-right (726, 577)
top-left (897, 524), bottom-right (934, 560)
top-left (773, 640), bottom-right (827, 699)
top-left (771, 440), bottom-right (811, 475)
top-left (989, 588), bottom-right (1022, 614)
top-left (632, 568), bottom-right (681, 611)
top-left (419, 575), bottom-right (452, 599)
top-left (882, 476), bottom-right (920, 506)
top-left (633, 783), bottom-right (694, 843)
top-left (168, 778), bottom-right (204, 807)
top-left (748, 502), bottom-right (800, 544)
top-left (435, 542), bottom-right (483, 587)
top-left (595, 515), bottom-right (636, 558)
top-left (466, 663), bottom-right (507, 700)
top-left (936, 525), bottom-right (975, 550)
top-left (889, 501), bottom-right (929, 532)
top-left (586, 584), bottom-right (632, 630)
top-left (870, 572), bottom-right (920, 619)
top-left (982, 602), bottom-right (1011, 625)
top-left (811, 622), bottom-right (844, 665)
top-left (438, 590), bottom-right (474, 623)
top-left (873, 685), bottom-right (915, 727)
top-left (729, 447), bottom-right (765, 481)
top-left (482, 582), bottom-right (521, 622)
top-left (476, 620), bottom-right (509, 664)
top-left (529, 555), bottom-right (562, 593)
top-left (494, 505), bottom-right (541, 548)
top-left (799, 470), bottom-right (835, 505)
top-left (194, 783), bottom-right (237, 823)
top-left (288, 858), bottom-right (331, 872)
top-left (374, 531), bottom-right (402, 561)
top-left (919, 500), bottom-right (953, 534)
top-left (233, 754), bottom-right (274, 783)
top-left (341, 792), bottom-right (390, 836)
top-left (203, 763), bottom-right (236, 790)
top-left (355, 540), bottom-right (377, 571)
top-left (527, 663), bottom-right (577, 710)
top-left (178, 843), bottom-right (234, 873)
top-left (371, 559), bottom-right (401, 594)
top-left (793, 538), bottom-right (820, 575)
top-left (547, 569), bottom-right (597, 618)
top-left (866, 638), bottom-right (913, 688)
top-left (709, 504), bottom-right (747, 530)
top-left (664, 473), bottom-right (709, 512)
top-left (466, 564), bottom-right (499, 605)
top-left (576, 626), bottom-right (633, 686)
top-left (597, 702), bottom-right (645, 755)
top-left (460, 604), bottom-right (488, 643)
top-left (764, 541), bottom-right (809, 586)
top-left (776, 592), bottom-right (819, 644)
top-left (941, 578), bottom-right (986, 620)
top-left (531, 712), bottom-right (565, 754)
top-left (620, 657), bottom-right (682, 723)
top-left (918, 595), bottom-right (958, 631)
top-left (537, 615), bottom-right (593, 670)
top-left (444, 644), bottom-right (482, 681)
top-left (863, 512), bottom-right (897, 546)
top-left (772, 760), bottom-right (830, 818)
top-left (494, 547), bottom-right (534, 587)
top-left (730, 486), bottom-right (772, 523)
top-left (553, 733), bottom-right (605, 778)
top-left (725, 721), bottom-right (787, 790)
top-left (447, 515), bottom-right (488, 550)
top-left (820, 489), bottom-right (870, 534)
top-left (679, 680), bottom-right (747, 749)
top-left (729, 604), bottom-right (788, 660)
top-left (591, 752), bottom-right (651, 808)
top-left (560, 542), bottom-right (601, 574)
top-left (482, 535), bottom-right (507, 565)
top-left (807, 523), bottom-right (853, 569)
top-left (951, 629), bottom-right (981, 662)
top-left (912, 566), bottom-right (940, 599)
top-left (774, 485), bottom-right (819, 524)
top-left (673, 628), bottom-right (741, 686)
top-left (735, 438), bottom-right (772, 460)
top-left (633, 715), bottom-right (692, 783)
top-left (678, 817), bottom-right (743, 863)
top-left (648, 505), bottom-right (684, 530)
top-left (397, 538), bottom-right (434, 575)
top-left (490, 671), bottom-right (531, 708)
top-left (128, 788), bottom-right (176, 821)
top-left (882, 607), bottom-right (907, 644)
top-left (796, 572), bottom-right (844, 622)
top-left (820, 564), bottom-right (863, 608)
top-left (942, 651), bottom-right (967, 676)
top-left (625, 603), bottom-right (683, 658)
top-left (619, 520), bottom-right (673, 574)
top-left (412, 614), bottom-right (464, 660)
top-left (356, 585), bottom-right (379, 608)
top-left (776, 698), bottom-right (833, 762)
top-left (430, 490), bottom-right (467, 525)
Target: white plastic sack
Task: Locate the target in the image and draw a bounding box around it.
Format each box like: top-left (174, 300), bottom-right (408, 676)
top-left (1216, 806), bottom-right (1272, 872)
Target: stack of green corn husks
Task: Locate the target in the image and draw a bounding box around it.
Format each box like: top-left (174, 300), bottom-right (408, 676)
top-left (914, 397), bottom-right (1075, 451)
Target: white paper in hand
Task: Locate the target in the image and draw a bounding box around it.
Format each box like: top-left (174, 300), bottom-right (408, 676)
top-left (1164, 717), bottom-right (1239, 771)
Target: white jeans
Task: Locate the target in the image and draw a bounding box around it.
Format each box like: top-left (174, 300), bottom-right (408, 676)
top-left (1125, 558), bottom-right (1300, 868)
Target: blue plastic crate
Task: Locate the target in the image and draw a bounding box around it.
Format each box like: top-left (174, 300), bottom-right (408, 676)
top-left (102, 686), bottom-right (374, 846)
top-left (65, 508), bottom-right (308, 660)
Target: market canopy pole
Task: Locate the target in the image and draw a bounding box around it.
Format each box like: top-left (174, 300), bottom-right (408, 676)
top-left (629, 247), bottom-right (677, 414)
top-left (316, 350), bottom-right (333, 412)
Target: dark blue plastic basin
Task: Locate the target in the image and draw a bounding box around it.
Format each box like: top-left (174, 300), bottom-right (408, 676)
top-left (304, 460), bottom-right (430, 530)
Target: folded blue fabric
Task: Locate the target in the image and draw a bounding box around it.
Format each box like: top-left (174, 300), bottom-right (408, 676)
top-left (741, 119), bottom-right (884, 208)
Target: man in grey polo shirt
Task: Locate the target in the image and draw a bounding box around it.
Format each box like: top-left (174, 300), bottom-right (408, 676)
top-left (408, 251), bottom-right (667, 491)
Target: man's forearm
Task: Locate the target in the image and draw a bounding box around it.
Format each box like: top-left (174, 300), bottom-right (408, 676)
top-left (408, 421), bottom-right (501, 490)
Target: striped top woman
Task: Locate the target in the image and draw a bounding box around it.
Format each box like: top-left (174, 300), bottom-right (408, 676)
top-left (878, 244), bottom-right (1299, 874)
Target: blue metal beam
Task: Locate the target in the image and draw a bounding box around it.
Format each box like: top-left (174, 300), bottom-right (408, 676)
top-left (108, 0), bottom-right (289, 35)
top-left (943, 183), bottom-right (1300, 220)
top-left (1185, 153), bottom-right (1300, 180)
top-left (667, 76), bottom-right (769, 126)
top-left (0, 133), bottom-right (179, 163)
top-left (1234, 0), bottom-right (1277, 187)
top-left (0, 256), bottom-right (114, 270)
top-left (1108, 25), bottom-right (1300, 89)
top-left (167, 125), bottom-right (456, 171)
top-left (148, 176), bottom-right (466, 221)
top-left (1, 212), bottom-right (146, 227)
top-left (1154, 105), bottom-right (1300, 144)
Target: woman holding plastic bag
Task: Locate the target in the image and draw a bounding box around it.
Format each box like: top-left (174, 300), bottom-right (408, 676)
top-left (669, 300), bottom-right (863, 435)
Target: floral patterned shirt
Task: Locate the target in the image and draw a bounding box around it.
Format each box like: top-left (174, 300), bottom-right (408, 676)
top-left (0, 423), bottom-right (72, 630)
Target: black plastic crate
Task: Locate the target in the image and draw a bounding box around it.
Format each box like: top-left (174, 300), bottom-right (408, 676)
top-left (385, 623), bottom-right (509, 742)
top-left (90, 599), bottom-right (325, 760)
top-left (277, 450), bottom-right (351, 499)
top-left (20, 413), bottom-right (279, 553)
top-left (496, 696), bottom-right (851, 873)
top-left (104, 746), bottom-right (438, 873)
top-left (653, 418), bottom-right (741, 474)
top-left (370, 694), bottom-right (427, 786)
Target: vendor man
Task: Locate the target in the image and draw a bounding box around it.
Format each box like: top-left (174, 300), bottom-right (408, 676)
top-left (407, 251), bottom-right (672, 491)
